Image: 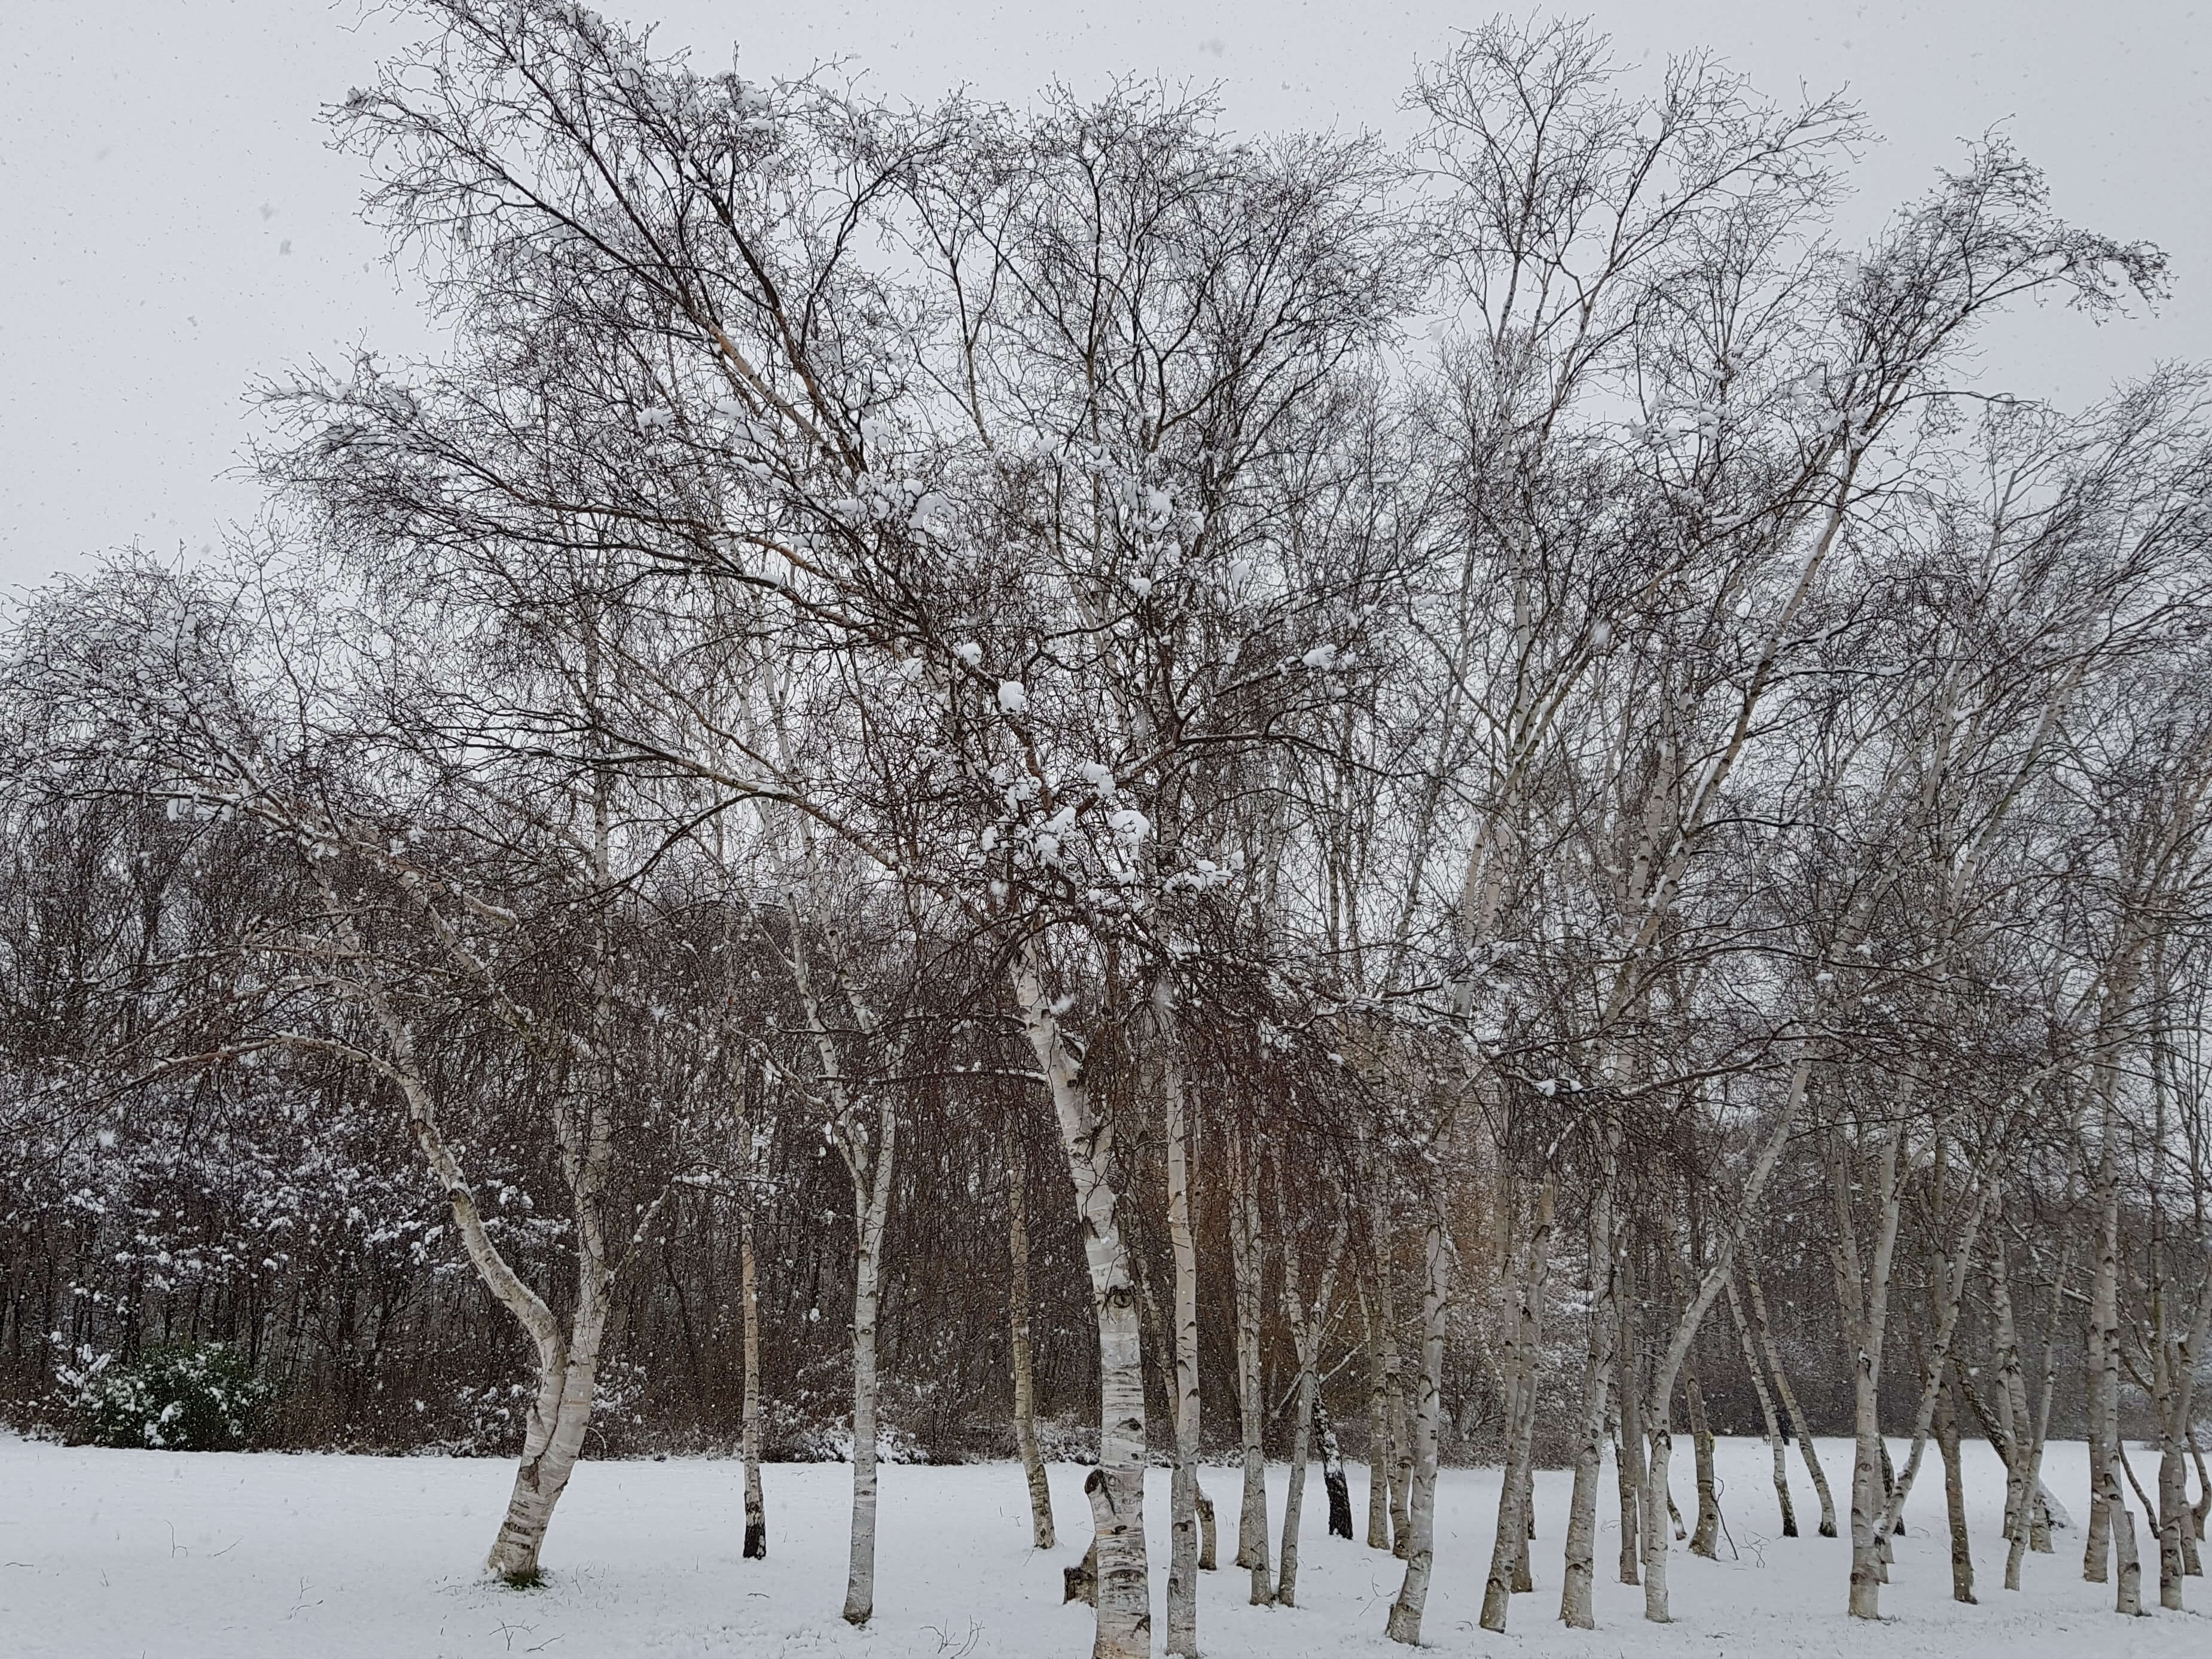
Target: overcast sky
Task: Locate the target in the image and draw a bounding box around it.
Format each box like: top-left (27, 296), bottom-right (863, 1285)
top-left (3, 0), bottom-right (2206, 589)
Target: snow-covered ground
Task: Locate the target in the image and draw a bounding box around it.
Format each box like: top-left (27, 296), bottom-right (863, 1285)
top-left (0, 1434), bottom-right (2202, 1657)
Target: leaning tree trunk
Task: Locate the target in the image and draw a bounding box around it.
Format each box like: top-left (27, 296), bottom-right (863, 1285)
top-left (1385, 1217), bottom-right (1453, 1646)
top-left (2112, 1455), bottom-right (2147, 1617)
top-left (2158, 1429), bottom-right (2193, 1605)
top-left (486, 1241), bottom-right (611, 1582)
top-left (1725, 1275), bottom-right (1795, 1537)
top-left (1746, 1272), bottom-right (1836, 1536)
top-left (1561, 1171), bottom-right (1618, 1629)
top-left (1006, 1122), bottom-right (1055, 1551)
top-left (841, 1105), bottom-right (898, 1627)
top-left (1938, 1368), bottom-right (1975, 1603)
top-left (1686, 1368), bottom-right (1720, 1559)
top-left (1228, 1125), bottom-right (1273, 1604)
top-left (1634, 1056), bottom-right (1813, 1623)
top-left (371, 1034), bottom-right (608, 1584)
top-left (1858, 1168), bottom-right (1997, 1584)
top-left (2004, 1314), bottom-right (2065, 1588)
top-left (1273, 1168), bottom-right (1347, 1609)
top-left (1015, 951), bottom-right (1150, 1659)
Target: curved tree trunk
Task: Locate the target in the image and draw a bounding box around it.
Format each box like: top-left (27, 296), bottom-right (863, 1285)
top-left (1725, 1275), bottom-right (1795, 1537)
top-left (1642, 1407), bottom-right (1678, 1622)
top-left (1746, 1272), bottom-right (1836, 1536)
top-left (486, 1252), bottom-right (610, 1581)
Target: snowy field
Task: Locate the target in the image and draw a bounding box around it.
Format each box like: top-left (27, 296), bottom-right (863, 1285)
top-left (0, 1434), bottom-right (2202, 1657)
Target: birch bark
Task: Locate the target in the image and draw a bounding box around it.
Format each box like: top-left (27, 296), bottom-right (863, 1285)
top-left (1014, 946), bottom-right (1150, 1659)
top-left (1273, 1168), bottom-right (1347, 1609)
top-left (1228, 1123), bottom-right (1273, 1603)
top-left (1481, 1176), bottom-right (1554, 1631)
top-left (1725, 1275), bottom-right (1795, 1536)
top-left (1362, 1277), bottom-right (1395, 1550)
top-left (1615, 1251), bottom-right (1646, 1587)
top-left (1749, 1268), bottom-right (1837, 1535)
top-left (1006, 1123), bottom-right (1056, 1551)
top-left (1560, 1160), bottom-right (1616, 1628)
top-left (1384, 1217), bottom-right (1453, 1645)
top-left (1155, 977), bottom-right (1203, 1655)
top-left (838, 1102), bottom-right (896, 1626)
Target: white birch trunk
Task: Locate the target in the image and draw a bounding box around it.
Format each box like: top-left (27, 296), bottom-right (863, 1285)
top-left (2113, 1458), bottom-right (2146, 1617)
top-left (1637, 1068), bottom-right (1810, 1621)
top-left (1014, 949), bottom-right (1150, 1659)
top-left (1273, 1174), bottom-right (1347, 1611)
top-left (1384, 1218), bottom-right (1453, 1645)
top-left (1686, 1371), bottom-right (1720, 1559)
top-left (1156, 978), bottom-right (1201, 1655)
top-left (1228, 1125), bottom-right (1273, 1603)
top-left (840, 1104), bottom-right (896, 1626)
top-left (1938, 1371), bottom-right (1975, 1603)
top-left (1829, 1124), bottom-right (1904, 1620)
top-left (485, 1303), bottom-right (605, 1582)
top-left (1725, 1275), bottom-right (1795, 1537)
top-left (1362, 1278), bottom-right (1395, 1551)
top-left (1560, 1169), bottom-right (1616, 1628)
top-left (1746, 1271), bottom-right (1836, 1536)
top-left (1006, 1125), bottom-right (1056, 1552)
top-left (2085, 1156), bottom-right (2121, 1585)
top-left (1482, 1177), bottom-right (1554, 1631)
top-left (1615, 1254), bottom-right (1645, 1587)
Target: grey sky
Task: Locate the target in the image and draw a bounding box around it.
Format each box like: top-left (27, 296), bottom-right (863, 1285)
top-left (3, 0), bottom-right (2206, 589)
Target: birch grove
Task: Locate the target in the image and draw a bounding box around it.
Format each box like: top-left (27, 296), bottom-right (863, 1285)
top-left (6, 4), bottom-right (2212, 1654)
